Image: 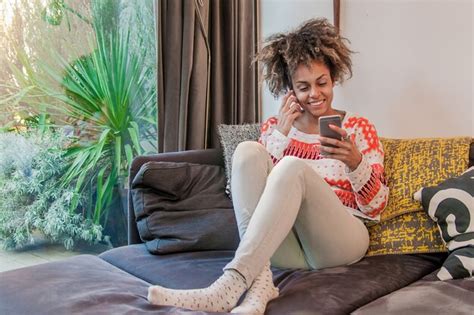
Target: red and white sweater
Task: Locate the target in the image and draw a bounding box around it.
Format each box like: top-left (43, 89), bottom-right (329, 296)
top-left (259, 112), bottom-right (389, 221)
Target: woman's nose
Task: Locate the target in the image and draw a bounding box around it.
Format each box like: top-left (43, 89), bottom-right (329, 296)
top-left (310, 86), bottom-right (320, 98)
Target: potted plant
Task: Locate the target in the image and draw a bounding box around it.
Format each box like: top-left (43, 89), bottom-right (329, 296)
top-left (1, 1), bottom-right (157, 246)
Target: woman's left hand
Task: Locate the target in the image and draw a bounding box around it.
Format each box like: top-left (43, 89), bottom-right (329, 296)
top-left (320, 124), bottom-right (362, 171)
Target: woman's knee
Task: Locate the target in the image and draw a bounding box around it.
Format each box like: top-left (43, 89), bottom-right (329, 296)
top-left (232, 141), bottom-right (268, 169)
top-left (266, 156), bottom-right (308, 187)
top-left (274, 156), bottom-right (307, 175)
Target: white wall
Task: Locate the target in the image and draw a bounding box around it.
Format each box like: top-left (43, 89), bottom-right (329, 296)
top-left (261, 0), bottom-right (473, 138)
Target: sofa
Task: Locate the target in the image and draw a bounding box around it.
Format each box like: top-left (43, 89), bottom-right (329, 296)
top-left (1, 140), bottom-right (473, 315)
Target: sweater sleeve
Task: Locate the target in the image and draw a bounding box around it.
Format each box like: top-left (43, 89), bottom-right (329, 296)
top-left (344, 117), bottom-right (389, 218)
top-left (258, 116), bottom-right (290, 162)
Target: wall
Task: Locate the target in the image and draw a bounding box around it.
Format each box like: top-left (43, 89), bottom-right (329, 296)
top-left (261, 0), bottom-right (473, 138)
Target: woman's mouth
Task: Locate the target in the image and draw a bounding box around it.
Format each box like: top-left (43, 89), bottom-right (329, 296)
top-left (308, 99), bottom-right (324, 107)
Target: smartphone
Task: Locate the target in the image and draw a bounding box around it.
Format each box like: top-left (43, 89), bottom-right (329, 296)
top-left (319, 115), bottom-right (342, 148)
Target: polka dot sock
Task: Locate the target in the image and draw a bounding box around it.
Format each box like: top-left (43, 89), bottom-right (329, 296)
top-left (231, 264), bottom-right (279, 315)
top-left (147, 269), bottom-right (247, 312)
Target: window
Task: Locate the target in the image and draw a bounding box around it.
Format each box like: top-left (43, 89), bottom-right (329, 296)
top-left (0, 0), bottom-right (157, 265)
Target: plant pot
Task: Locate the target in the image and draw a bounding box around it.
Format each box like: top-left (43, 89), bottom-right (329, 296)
top-left (102, 186), bottom-right (128, 247)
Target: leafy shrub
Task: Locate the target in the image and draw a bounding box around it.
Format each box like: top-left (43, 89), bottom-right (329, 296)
top-left (0, 130), bottom-right (102, 250)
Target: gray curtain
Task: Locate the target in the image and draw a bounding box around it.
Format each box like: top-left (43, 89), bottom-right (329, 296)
top-left (155, 0), bottom-right (260, 152)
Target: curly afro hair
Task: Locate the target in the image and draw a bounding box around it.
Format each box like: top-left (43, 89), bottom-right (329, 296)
top-left (255, 18), bottom-right (354, 98)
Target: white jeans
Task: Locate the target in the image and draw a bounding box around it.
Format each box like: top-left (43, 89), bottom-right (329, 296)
top-left (224, 141), bottom-right (369, 285)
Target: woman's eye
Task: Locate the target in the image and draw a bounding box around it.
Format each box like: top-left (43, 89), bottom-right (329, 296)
top-left (318, 81), bottom-right (327, 86)
top-left (299, 87), bottom-right (308, 91)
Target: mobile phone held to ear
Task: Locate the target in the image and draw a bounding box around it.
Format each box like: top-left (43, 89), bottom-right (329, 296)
top-left (319, 115), bottom-right (342, 148)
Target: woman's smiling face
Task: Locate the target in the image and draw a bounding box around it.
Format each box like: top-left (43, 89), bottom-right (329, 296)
top-left (291, 60), bottom-right (335, 119)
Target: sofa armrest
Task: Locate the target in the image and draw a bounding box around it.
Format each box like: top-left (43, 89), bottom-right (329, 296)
top-left (127, 148), bottom-right (225, 245)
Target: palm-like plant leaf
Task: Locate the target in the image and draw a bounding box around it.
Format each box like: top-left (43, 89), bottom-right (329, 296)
top-left (6, 25), bottom-right (157, 226)
top-left (57, 27), bottom-right (156, 224)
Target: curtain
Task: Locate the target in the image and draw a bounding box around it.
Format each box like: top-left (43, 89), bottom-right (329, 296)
top-left (155, 0), bottom-right (260, 152)
top-left (333, 0), bottom-right (340, 30)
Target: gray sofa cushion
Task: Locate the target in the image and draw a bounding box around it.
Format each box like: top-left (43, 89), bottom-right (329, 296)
top-left (0, 255), bottom-right (161, 315)
top-left (352, 269), bottom-right (474, 315)
top-left (131, 161), bottom-right (239, 254)
top-left (0, 245), bottom-right (447, 315)
top-left (100, 244), bottom-right (235, 288)
top-left (100, 244), bottom-right (446, 315)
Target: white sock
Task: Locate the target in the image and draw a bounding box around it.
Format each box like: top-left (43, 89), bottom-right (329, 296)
top-left (231, 264), bottom-right (279, 315)
top-left (147, 269), bottom-right (247, 312)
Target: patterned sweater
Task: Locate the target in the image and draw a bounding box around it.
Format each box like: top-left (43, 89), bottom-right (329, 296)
top-left (259, 112), bottom-right (389, 221)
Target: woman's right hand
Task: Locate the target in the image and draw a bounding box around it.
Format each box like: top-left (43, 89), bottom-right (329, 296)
top-left (276, 90), bottom-right (303, 136)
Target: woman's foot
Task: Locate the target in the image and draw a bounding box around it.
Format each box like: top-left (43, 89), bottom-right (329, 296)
top-left (147, 269), bottom-right (247, 312)
top-left (231, 264), bottom-right (279, 314)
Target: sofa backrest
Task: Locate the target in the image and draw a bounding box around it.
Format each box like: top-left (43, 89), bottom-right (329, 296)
top-left (128, 141), bottom-right (473, 245)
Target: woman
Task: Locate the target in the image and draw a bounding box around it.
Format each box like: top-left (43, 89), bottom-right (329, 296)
top-left (148, 18), bottom-right (389, 314)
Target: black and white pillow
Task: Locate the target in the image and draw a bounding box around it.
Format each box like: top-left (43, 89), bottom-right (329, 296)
top-left (414, 167), bottom-right (474, 280)
top-left (436, 246), bottom-right (473, 280)
top-left (217, 123), bottom-right (261, 197)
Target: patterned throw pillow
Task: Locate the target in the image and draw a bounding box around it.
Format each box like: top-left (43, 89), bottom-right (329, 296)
top-left (379, 137), bottom-right (472, 222)
top-left (414, 167), bottom-right (474, 280)
top-left (217, 124), bottom-right (261, 196)
top-left (366, 211), bottom-right (446, 256)
top-left (367, 137), bottom-right (472, 256)
top-left (437, 247), bottom-right (473, 280)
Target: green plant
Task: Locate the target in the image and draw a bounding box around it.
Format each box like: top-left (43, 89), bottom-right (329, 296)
top-left (13, 31), bottom-right (156, 235)
top-left (1, 0), bottom-right (157, 240)
top-left (0, 130), bottom-right (102, 250)
top-left (38, 27), bottom-right (157, 227)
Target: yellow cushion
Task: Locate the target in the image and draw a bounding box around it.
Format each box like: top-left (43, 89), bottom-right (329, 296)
top-left (379, 137), bottom-right (471, 222)
top-left (367, 210), bottom-right (446, 256)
